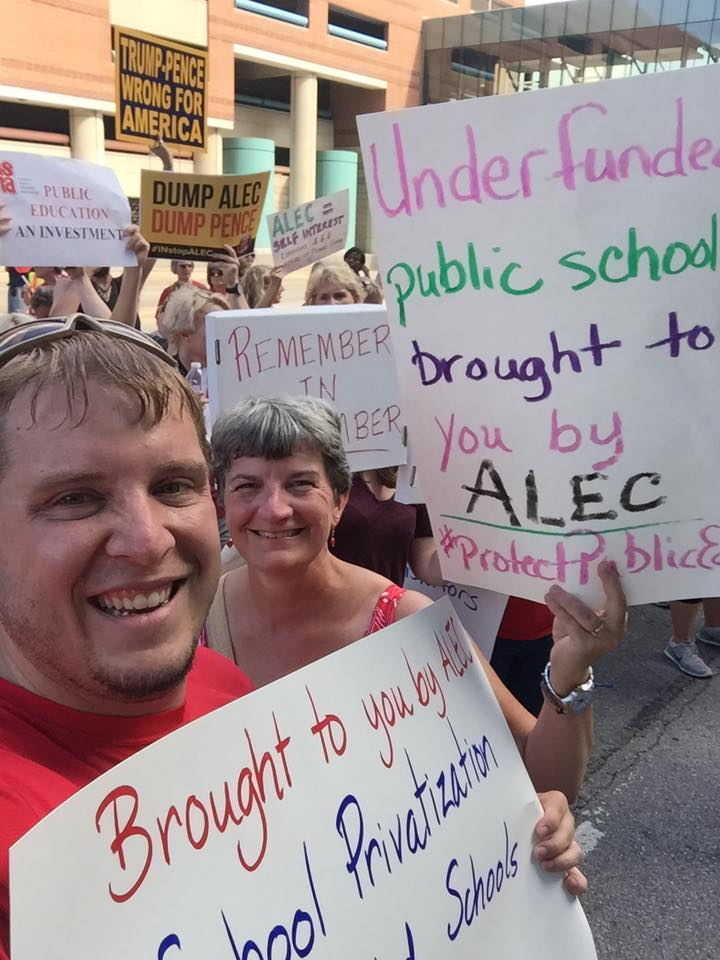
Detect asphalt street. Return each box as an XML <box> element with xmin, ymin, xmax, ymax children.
<box><xmin>576</xmin><ymin>604</ymin><xmax>720</xmax><ymax>960</ymax></box>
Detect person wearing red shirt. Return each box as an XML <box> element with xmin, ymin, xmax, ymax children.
<box><xmin>155</xmin><ymin>259</ymin><xmax>207</xmax><ymax>322</ymax></box>
<box><xmin>491</xmin><ymin>598</ymin><xmax>556</xmax><ymax>716</ymax></box>
<box><xmin>0</xmin><ymin>318</ymin><xmax>253</xmax><ymax>959</ymax></box>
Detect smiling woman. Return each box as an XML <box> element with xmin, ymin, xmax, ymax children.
<box><xmin>207</xmin><ymin>395</ymin><xmax>432</xmax><ymax>687</ymax></box>
<box><xmin>207</xmin><ymin>393</ymin><xmax>628</xmax><ymax>820</ymax></box>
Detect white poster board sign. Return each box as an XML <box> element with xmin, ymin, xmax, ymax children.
<box><xmin>206</xmin><ymin>305</ymin><xmax>406</xmax><ymax>470</ymax></box>
<box><xmin>395</xmin><ymin>429</ymin><xmax>424</xmax><ymax>504</ymax></box>
<box><xmin>268</xmin><ymin>189</ymin><xmax>349</xmax><ymax>273</ymax></box>
<box><xmin>0</xmin><ymin>152</ymin><xmax>134</xmax><ymax>267</ymax></box>
<box><xmin>358</xmin><ymin>65</ymin><xmax>720</xmax><ymax>607</ymax></box>
<box><xmin>10</xmin><ymin>599</ymin><xmax>595</xmax><ymax>959</ymax></box>
<box><xmin>403</xmin><ymin>566</ymin><xmax>507</xmax><ymax>661</ymax></box>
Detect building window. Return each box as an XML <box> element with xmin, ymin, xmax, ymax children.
<box><xmin>328</xmin><ymin>6</ymin><xmax>388</xmax><ymax>50</ymax></box>
<box><xmin>234</xmin><ymin>0</ymin><xmax>309</xmax><ymax>28</ymax></box>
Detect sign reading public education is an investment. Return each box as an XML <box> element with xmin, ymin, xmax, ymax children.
<box><xmin>113</xmin><ymin>26</ymin><xmax>208</xmax><ymax>150</ymax></box>
<box><xmin>10</xmin><ymin>600</ymin><xmax>596</xmax><ymax>959</ymax></box>
<box><xmin>358</xmin><ymin>64</ymin><xmax>720</xmax><ymax>607</ymax></box>
<box><xmin>141</xmin><ymin>170</ymin><xmax>270</xmax><ymax>259</ymax></box>
<box><xmin>205</xmin><ymin>305</ymin><xmax>406</xmax><ymax>471</ymax></box>
<box><xmin>0</xmin><ymin>152</ymin><xmax>134</xmax><ymax>267</ymax></box>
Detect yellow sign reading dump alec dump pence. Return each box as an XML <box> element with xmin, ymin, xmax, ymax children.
<box><xmin>140</xmin><ymin>170</ymin><xmax>270</xmax><ymax>259</ymax></box>
<box><xmin>113</xmin><ymin>27</ymin><xmax>208</xmax><ymax>150</ymax></box>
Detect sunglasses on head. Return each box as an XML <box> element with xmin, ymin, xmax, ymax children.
<box><xmin>0</xmin><ymin>315</ymin><xmax>177</xmax><ymax>369</ymax></box>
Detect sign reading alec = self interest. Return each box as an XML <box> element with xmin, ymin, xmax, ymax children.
<box><xmin>10</xmin><ymin>599</ymin><xmax>596</xmax><ymax>959</ymax></box>
<box><xmin>205</xmin><ymin>305</ymin><xmax>406</xmax><ymax>471</ymax></box>
<box><xmin>359</xmin><ymin>63</ymin><xmax>720</xmax><ymax>607</ymax></box>
<box><xmin>269</xmin><ymin>189</ymin><xmax>349</xmax><ymax>273</ymax></box>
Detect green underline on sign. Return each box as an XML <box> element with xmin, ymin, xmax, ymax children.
<box><xmin>438</xmin><ymin>515</ymin><xmax>702</xmax><ymax>539</ymax></box>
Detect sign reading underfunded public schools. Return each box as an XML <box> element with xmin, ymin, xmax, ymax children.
<box><xmin>11</xmin><ymin>599</ymin><xmax>596</xmax><ymax>959</ymax></box>
<box><xmin>358</xmin><ymin>64</ymin><xmax>720</xmax><ymax>607</ymax></box>
<box><xmin>113</xmin><ymin>26</ymin><xmax>208</xmax><ymax>150</ymax></box>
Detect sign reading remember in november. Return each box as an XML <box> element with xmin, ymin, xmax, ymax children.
<box><xmin>358</xmin><ymin>64</ymin><xmax>720</xmax><ymax>607</ymax></box>
<box><xmin>113</xmin><ymin>26</ymin><xmax>208</xmax><ymax>150</ymax></box>
<box><xmin>141</xmin><ymin>170</ymin><xmax>270</xmax><ymax>259</ymax></box>
<box><xmin>206</xmin><ymin>305</ymin><xmax>406</xmax><ymax>471</ymax></box>
<box><xmin>0</xmin><ymin>152</ymin><xmax>134</xmax><ymax>267</ymax></box>
<box><xmin>269</xmin><ymin>189</ymin><xmax>349</xmax><ymax>273</ymax></box>
<box><xmin>10</xmin><ymin>599</ymin><xmax>596</xmax><ymax>959</ymax></box>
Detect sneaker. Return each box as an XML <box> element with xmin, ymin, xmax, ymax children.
<box><xmin>697</xmin><ymin>626</ymin><xmax>720</xmax><ymax>648</ymax></box>
<box><xmin>664</xmin><ymin>641</ymin><xmax>714</xmax><ymax>678</ymax></box>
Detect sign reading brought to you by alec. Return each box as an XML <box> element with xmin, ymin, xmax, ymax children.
<box><xmin>358</xmin><ymin>64</ymin><xmax>720</xmax><ymax>607</ymax></box>
<box><xmin>0</xmin><ymin>152</ymin><xmax>134</xmax><ymax>267</ymax></box>
<box><xmin>141</xmin><ymin>170</ymin><xmax>270</xmax><ymax>259</ymax></box>
<box><xmin>113</xmin><ymin>26</ymin><xmax>208</xmax><ymax>150</ymax></box>
<box><xmin>206</xmin><ymin>305</ymin><xmax>406</xmax><ymax>471</ymax></box>
<box><xmin>10</xmin><ymin>600</ymin><xmax>596</xmax><ymax>959</ymax></box>
<box><xmin>269</xmin><ymin>189</ymin><xmax>349</xmax><ymax>273</ymax></box>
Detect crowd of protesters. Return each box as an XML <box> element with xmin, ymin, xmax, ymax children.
<box><xmin>0</xmin><ymin>142</ymin><xmax>716</xmax><ymax>958</ymax></box>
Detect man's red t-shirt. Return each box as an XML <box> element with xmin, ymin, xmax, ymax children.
<box><xmin>0</xmin><ymin>648</ymin><xmax>253</xmax><ymax>959</ymax></box>
<box><xmin>497</xmin><ymin>597</ymin><xmax>554</xmax><ymax>641</ymax></box>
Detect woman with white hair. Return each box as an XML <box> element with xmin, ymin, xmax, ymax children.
<box><xmin>162</xmin><ymin>287</ymin><xmax>228</xmax><ymax>376</ymax></box>
<box><xmin>303</xmin><ymin>263</ymin><xmax>364</xmax><ymax>306</ymax></box>
<box><xmin>242</xmin><ymin>263</ymin><xmax>285</xmax><ymax>309</ymax></box>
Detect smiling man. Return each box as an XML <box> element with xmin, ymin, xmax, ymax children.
<box><xmin>0</xmin><ymin>317</ymin><xmax>253</xmax><ymax>959</ymax></box>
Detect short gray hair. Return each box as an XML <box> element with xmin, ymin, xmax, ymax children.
<box><xmin>303</xmin><ymin>264</ymin><xmax>363</xmax><ymax>305</ymax></box>
<box><xmin>211</xmin><ymin>394</ymin><xmax>352</xmax><ymax>501</ymax></box>
<box><xmin>163</xmin><ymin>287</ymin><xmax>229</xmax><ymax>355</ymax></box>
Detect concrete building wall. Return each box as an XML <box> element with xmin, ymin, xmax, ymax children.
<box><xmin>0</xmin><ymin>0</ymin><xmax>523</xmax><ymax>257</ymax></box>
<box><xmin>231</xmin><ymin>104</ymin><xmax>334</xmax><ymax>150</ymax></box>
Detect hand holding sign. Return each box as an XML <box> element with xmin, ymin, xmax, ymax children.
<box><xmin>0</xmin><ymin>203</ymin><xmax>10</xmax><ymax>237</ymax></box>
<box><xmin>210</xmin><ymin>243</ymin><xmax>241</xmax><ymax>288</ymax></box>
<box><xmin>545</xmin><ymin>559</ymin><xmax>627</xmax><ymax>695</ymax></box>
<box><xmin>122</xmin><ymin>224</ymin><xmax>150</xmax><ymax>266</ymax></box>
<box><xmin>534</xmin><ymin>792</ymin><xmax>586</xmax><ymax>894</ymax></box>
<box><xmin>148</xmin><ymin>138</ymin><xmax>173</xmax><ymax>172</ymax></box>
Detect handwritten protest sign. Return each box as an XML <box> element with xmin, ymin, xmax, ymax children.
<box><xmin>113</xmin><ymin>27</ymin><xmax>208</xmax><ymax>150</ymax></box>
<box><xmin>141</xmin><ymin>170</ymin><xmax>270</xmax><ymax>259</ymax></box>
<box><xmin>269</xmin><ymin>189</ymin><xmax>349</xmax><ymax>273</ymax></box>
<box><xmin>358</xmin><ymin>65</ymin><xmax>720</xmax><ymax>606</ymax></box>
<box><xmin>0</xmin><ymin>153</ymin><xmax>134</xmax><ymax>267</ymax></box>
<box><xmin>10</xmin><ymin>599</ymin><xmax>596</xmax><ymax>959</ymax></box>
<box><xmin>205</xmin><ymin>305</ymin><xmax>406</xmax><ymax>470</ymax></box>
<box><xmin>404</xmin><ymin>567</ymin><xmax>506</xmax><ymax>660</ymax></box>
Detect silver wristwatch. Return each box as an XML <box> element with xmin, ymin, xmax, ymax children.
<box><xmin>540</xmin><ymin>662</ymin><xmax>595</xmax><ymax>715</ymax></box>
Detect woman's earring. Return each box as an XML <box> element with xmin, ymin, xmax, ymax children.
<box><xmin>329</xmin><ymin>526</ymin><xmax>336</xmax><ymax>549</ymax></box>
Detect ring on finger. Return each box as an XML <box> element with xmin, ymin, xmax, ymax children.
<box><xmin>590</xmin><ymin>621</ymin><xmax>604</xmax><ymax>637</ymax></box>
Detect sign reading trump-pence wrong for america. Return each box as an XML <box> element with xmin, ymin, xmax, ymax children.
<box><xmin>113</xmin><ymin>27</ymin><xmax>208</xmax><ymax>150</ymax></box>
